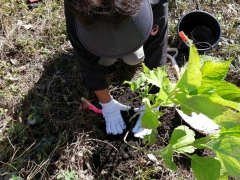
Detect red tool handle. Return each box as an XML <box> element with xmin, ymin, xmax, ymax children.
<box><xmin>29</xmin><ymin>0</ymin><xmax>40</xmax><ymax>3</ymax></box>
<box><xmin>179</xmin><ymin>31</ymin><xmax>188</xmax><ymax>42</ymax></box>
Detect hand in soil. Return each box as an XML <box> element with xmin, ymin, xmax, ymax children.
<box><xmin>100</xmin><ymin>98</ymin><xmax>131</xmax><ymax>135</ymax></box>
<box><xmin>132</xmin><ymin>105</ymin><xmax>159</xmax><ymax>138</ymax></box>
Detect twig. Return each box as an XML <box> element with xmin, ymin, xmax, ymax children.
<box><xmin>85</xmin><ymin>138</ymin><xmax>119</xmax><ymax>152</ymax></box>
<box><xmin>123</xmin><ymin>130</ymin><xmax>151</xmax><ymax>154</ymax></box>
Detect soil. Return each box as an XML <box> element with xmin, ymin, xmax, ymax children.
<box><xmin>87</xmin><ymin>86</ymin><xmax>206</xmax><ymax>179</ymax></box>
<box><xmin>1</xmin><ymin>1</ymin><xmax>240</xmax><ymax>179</ymax></box>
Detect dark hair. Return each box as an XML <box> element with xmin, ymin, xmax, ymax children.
<box><xmin>66</xmin><ymin>0</ymin><xmax>143</xmax><ymax>25</ymax></box>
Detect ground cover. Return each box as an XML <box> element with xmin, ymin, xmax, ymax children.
<box><xmin>0</xmin><ymin>0</ymin><xmax>240</xmax><ymax>179</ymax></box>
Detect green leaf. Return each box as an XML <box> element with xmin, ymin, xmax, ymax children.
<box><xmin>162</xmin><ymin>76</ymin><xmax>176</xmax><ymax>94</ymax></box>
<box><xmin>158</xmin><ymin>145</ymin><xmax>178</xmax><ymax>171</ymax></box>
<box><xmin>123</xmin><ymin>73</ymin><xmax>147</xmax><ymax>92</ymax></box>
<box><xmin>214</xmin><ymin>110</ymin><xmax>240</xmax><ymax>129</ymax></box>
<box><xmin>217</xmin><ymin>153</ymin><xmax>240</xmax><ymax>178</ymax></box>
<box><xmin>146</xmin><ymin>94</ymin><xmax>156</xmax><ymax>103</ymax></box>
<box><xmin>213</xmin><ymin>80</ymin><xmax>240</xmax><ymax>102</ymax></box>
<box><xmin>137</xmin><ymin>73</ymin><xmax>147</xmax><ymax>85</ymax></box>
<box><xmin>174</xmin><ymin>93</ymin><xmax>240</xmax><ymax>128</ymax></box>
<box><xmin>143</xmin><ymin>63</ymin><xmax>150</xmax><ymax>74</ymax></box>
<box><xmin>154</xmin><ymin>77</ymin><xmax>175</xmax><ymax>106</ymax></box>
<box><xmin>207</xmin><ymin>134</ymin><xmax>240</xmax><ymax>178</ymax></box>
<box><xmin>155</xmin><ymin>88</ymin><xmax>174</xmax><ymax>107</ymax></box>
<box><xmin>201</xmin><ymin>60</ymin><xmax>232</xmax><ymax>81</ymax></box>
<box><xmin>208</xmin><ymin>93</ymin><xmax>240</xmax><ymax>111</ymax></box>
<box><xmin>169</xmin><ymin>125</ymin><xmax>196</xmax><ymax>153</ymax></box>
<box><xmin>198</xmin><ymin>79</ymin><xmax>240</xmax><ymax>103</ymax></box>
<box><xmin>176</xmin><ymin>45</ymin><xmax>202</xmax><ymax>93</ymax></box>
<box><xmin>130</xmin><ymin>82</ymin><xmax>139</xmax><ymax>92</ymax></box>
<box><xmin>218</xmin><ymin>164</ymin><xmax>228</xmax><ymax>180</ymax></box>
<box><xmin>192</xmin><ymin>136</ymin><xmax>211</xmax><ymax>149</ymax></box>
<box><xmin>191</xmin><ymin>154</ymin><xmax>221</xmax><ymax>180</ymax></box>
<box><xmin>141</xmin><ymin>103</ymin><xmax>161</xmax><ymax>129</ymax></box>
<box><xmin>196</xmin><ymin>82</ymin><xmax>216</xmax><ymax>95</ymax></box>
<box><xmin>57</xmin><ymin>174</ymin><xmax>64</xmax><ymax>179</ymax></box>
<box><xmin>143</xmin><ymin>66</ymin><xmax>167</xmax><ymax>88</ymax></box>
<box><xmin>143</xmin><ymin>129</ymin><xmax>157</xmax><ymax>145</ymax></box>
<box><xmin>218</xmin><ymin>173</ymin><xmax>228</xmax><ymax>180</ymax></box>
<box><xmin>174</xmin><ymin>93</ymin><xmax>226</xmax><ymax>117</ymax></box>
<box><xmin>220</xmin><ymin>125</ymin><xmax>240</xmax><ymax>135</ymax></box>
<box><xmin>27</xmin><ymin>113</ymin><xmax>34</xmax><ymax>120</ymax></box>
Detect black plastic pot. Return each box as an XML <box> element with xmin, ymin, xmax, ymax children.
<box><xmin>177</xmin><ymin>11</ymin><xmax>222</xmax><ymax>52</ymax></box>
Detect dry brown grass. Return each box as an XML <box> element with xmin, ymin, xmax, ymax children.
<box><xmin>0</xmin><ymin>0</ymin><xmax>240</xmax><ymax>179</ymax></box>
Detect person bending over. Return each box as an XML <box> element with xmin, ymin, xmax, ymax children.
<box><xmin>64</xmin><ymin>0</ymin><xmax>168</xmax><ymax>138</ymax></box>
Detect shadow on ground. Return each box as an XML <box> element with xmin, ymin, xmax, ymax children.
<box><xmin>0</xmin><ymin>52</ymin><xmax>146</xmax><ymax>179</ymax></box>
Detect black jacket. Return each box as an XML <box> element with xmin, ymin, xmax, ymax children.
<box><xmin>64</xmin><ymin>0</ymin><xmax>168</xmax><ymax>91</ymax></box>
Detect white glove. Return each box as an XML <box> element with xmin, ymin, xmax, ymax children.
<box><xmin>100</xmin><ymin>98</ymin><xmax>131</xmax><ymax>135</ymax></box>
<box><xmin>132</xmin><ymin>105</ymin><xmax>159</xmax><ymax>138</ymax></box>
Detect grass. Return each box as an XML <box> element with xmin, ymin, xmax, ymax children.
<box><xmin>0</xmin><ymin>0</ymin><xmax>240</xmax><ymax>179</ymax></box>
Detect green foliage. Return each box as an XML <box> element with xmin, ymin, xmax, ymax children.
<box><xmin>57</xmin><ymin>170</ymin><xmax>79</xmax><ymax>180</ymax></box>
<box><xmin>1</xmin><ymin>0</ymin><xmax>239</xmax><ymax>179</ymax></box>
<box><xmin>168</xmin><ymin>125</ymin><xmax>195</xmax><ymax>153</ymax></box>
<box><xmin>27</xmin><ymin>106</ymin><xmax>44</xmax><ymax>125</ymax></box>
<box><xmin>134</xmin><ymin>166</ymin><xmax>159</xmax><ymax>180</ymax></box>
<box><xmin>158</xmin><ymin>144</ymin><xmax>177</xmax><ymax>171</ymax></box>
<box><xmin>191</xmin><ymin>155</ymin><xmax>221</xmax><ymax>180</ymax></box>
<box><xmin>141</xmin><ymin>102</ymin><xmax>162</xmax><ymax>129</ymax></box>
<box><xmin>125</xmin><ymin>42</ymin><xmax>240</xmax><ymax>179</ymax></box>
<box><xmin>9</xmin><ymin>174</ymin><xmax>24</xmax><ymax>180</ymax></box>
<box><xmin>207</xmin><ymin>126</ymin><xmax>240</xmax><ymax>178</ymax></box>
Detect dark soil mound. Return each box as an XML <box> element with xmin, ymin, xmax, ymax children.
<box><xmin>88</xmin><ymin>87</ymin><xmax>206</xmax><ymax>179</ymax></box>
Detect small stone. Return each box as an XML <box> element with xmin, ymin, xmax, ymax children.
<box><xmin>122</xmin><ymin>153</ymin><xmax>129</xmax><ymax>160</ymax></box>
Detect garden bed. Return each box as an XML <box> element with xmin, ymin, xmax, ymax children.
<box><xmin>0</xmin><ymin>0</ymin><xmax>240</xmax><ymax>179</ymax></box>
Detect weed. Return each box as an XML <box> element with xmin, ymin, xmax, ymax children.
<box><xmin>57</xmin><ymin>170</ymin><xmax>78</xmax><ymax>180</ymax></box>
<box><xmin>0</xmin><ymin>0</ymin><xmax>239</xmax><ymax>179</ymax></box>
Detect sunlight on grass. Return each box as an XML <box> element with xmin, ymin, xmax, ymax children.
<box><xmin>0</xmin><ymin>0</ymin><xmax>239</xmax><ymax>179</ymax></box>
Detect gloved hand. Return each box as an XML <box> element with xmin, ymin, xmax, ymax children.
<box><xmin>132</xmin><ymin>105</ymin><xmax>159</xmax><ymax>138</ymax></box>
<box><xmin>99</xmin><ymin>98</ymin><xmax>131</xmax><ymax>135</ymax></box>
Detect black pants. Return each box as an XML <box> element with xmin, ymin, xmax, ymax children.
<box><xmin>144</xmin><ymin>0</ymin><xmax>168</xmax><ymax>69</ymax></box>
<box><xmin>64</xmin><ymin>0</ymin><xmax>168</xmax><ymax>90</ymax></box>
